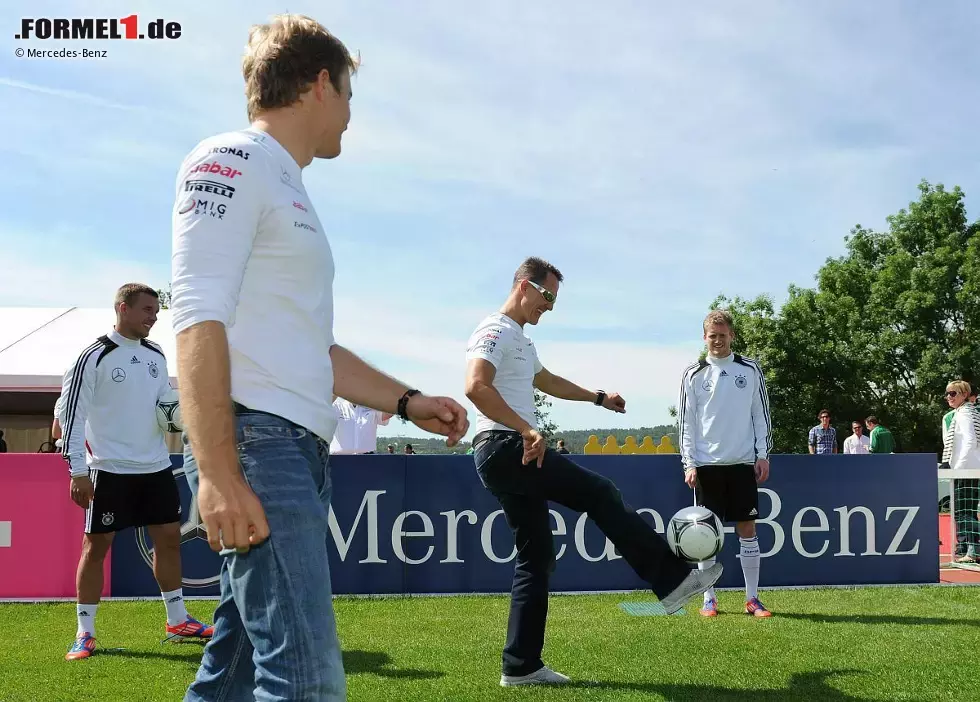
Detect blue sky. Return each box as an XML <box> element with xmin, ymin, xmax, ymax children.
<box><xmin>2</xmin><ymin>1</ymin><xmax>979</xmax><ymax>439</ymax></box>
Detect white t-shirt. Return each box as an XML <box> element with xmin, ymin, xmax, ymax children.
<box><xmin>465</xmin><ymin>313</ymin><xmax>542</xmax><ymax>434</ymax></box>
<box><xmin>170</xmin><ymin>128</ymin><xmax>339</xmax><ymax>442</ymax></box>
<box><xmin>329</xmin><ymin>399</ymin><xmax>391</xmax><ymax>454</ymax></box>
<box><xmin>842</xmin><ymin>434</ymin><xmax>871</xmax><ymax>455</ymax></box>
<box><xmin>57</xmin><ymin>330</ymin><xmax>173</xmax><ymax>476</ymax></box>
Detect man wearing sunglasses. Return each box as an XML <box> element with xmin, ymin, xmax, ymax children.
<box><xmin>464</xmin><ymin>256</ymin><xmax>722</xmax><ymax>688</ymax></box>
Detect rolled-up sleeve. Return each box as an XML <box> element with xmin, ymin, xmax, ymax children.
<box><xmin>170</xmin><ymin>149</ymin><xmax>263</xmax><ymax>334</ymax></box>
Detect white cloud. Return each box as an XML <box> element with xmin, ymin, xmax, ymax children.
<box><xmin>335</xmin><ymin>292</ymin><xmax>700</xmax><ymax>440</ymax></box>
<box><xmin>0</xmin><ymin>225</ymin><xmax>168</xmax><ymax>307</ymax></box>
<box><xmin>3</xmin><ymin>0</ymin><xmax>979</xmax><ymax>439</ymax></box>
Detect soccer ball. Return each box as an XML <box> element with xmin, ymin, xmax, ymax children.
<box><xmin>667</xmin><ymin>506</ymin><xmax>724</xmax><ymax>562</ymax></box>
<box><xmin>156</xmin><ymin>388</ymin><xmax>183</xmax><ymax>433</ymax></box>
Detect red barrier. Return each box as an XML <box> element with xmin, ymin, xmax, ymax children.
<box><xmin>0</xmin><ymin>455</ymin><xmax>111</xmax><ymax>598</ymax></box>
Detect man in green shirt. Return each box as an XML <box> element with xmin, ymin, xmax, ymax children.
<box><xmin>866</xmin><ymin>415</ymin><xmax>895</xmax><ymax>454</ymax></box>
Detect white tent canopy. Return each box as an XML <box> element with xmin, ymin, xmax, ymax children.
<box><xmin>0</xmin><ymin>307</ymin><xmax>178</xmax><ymax>391</ymax></box>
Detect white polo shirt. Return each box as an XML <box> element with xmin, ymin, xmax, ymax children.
<box><xmin>842</xmin><ymin>434</ymin><xmax>871</xmax><ymax>455</ymax></box>
<box><xmin>329</xmin><ymin>399</ymin><xmax>391</xmax><ymax>454</ymax></box>
<box><xmin>465</xmin><ymin>313</ymin><xmax>543</xmax><ymax>435</ymax></box>
<box><xmin>170</xmin><ymin>128</ymin><xmax>339</xmax><ymax>442</ymax></box>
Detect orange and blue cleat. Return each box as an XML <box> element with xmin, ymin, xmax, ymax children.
<box><xmin>165</xmin><ymin>616</ymin><xmax>214</xmax><ymax>642</ymax></box>
<box><xmin>745</xmin><ymin>597</ymin><xmax>772</xmax><ymax>617</ymax></box>
<box><xmin>699</xmin><ymin>598</ymin><xmax>718</xmax><ymax>617</ymax></box>
<box><xmin>65</xmin><ymin>633</ymin><xmax>96</xmax><ymax>661</ymax></box>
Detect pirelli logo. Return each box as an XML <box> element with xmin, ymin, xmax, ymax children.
<box><xmin>184</xmin><ymin>179</ymin><xmax>234</xmax><ymax>199</ymax></box>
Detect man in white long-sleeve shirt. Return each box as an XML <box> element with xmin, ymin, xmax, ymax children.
<box><xmin>170</xmin><ymin>14</ymin><xmax>469</xmax><ymax>701</ymax></box>
<box><xmin>57</xmin><ymin>283</ymin><xmax>213</xmax><ymax>661</ymax></box>
<box><xmin>941</xmin><ymin>380</ymin><xmax>980</xmax><ymax>563</ymax></box>
<box><xmin>678</xmin><ymin>309</ymin><xmax>773</xmax><ymax>618</ymax></box>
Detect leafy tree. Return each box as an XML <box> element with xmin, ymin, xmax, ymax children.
<box><xmin>534</xmin><ymin>389</ymin><xmax>559</xmax><ymax>444</ymax></box>
<box><xmin>713</xmin><ymin>180</ymin><xmax>980</xmax><ymax>454</ymax></box>
<box><xmin>157</xmin><ymin>284</ymin><xmax>172</xmax><ymax>310</ymax></box>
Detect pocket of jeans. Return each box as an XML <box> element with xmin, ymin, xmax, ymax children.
<box><xmin>238</xmin><ymin>421</ymin><xmax>308</xmax><ymax>448</ymax></box>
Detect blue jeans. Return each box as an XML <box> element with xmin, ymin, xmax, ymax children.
<box><xmin>473</xmin><ymin>431</ymin><xmax>690</xmax><ymax>676</ymax></box>
<box><xmin>182</xmin><ymin>405</ymin><xmax>345</xmax><ymax>702</ymax></box>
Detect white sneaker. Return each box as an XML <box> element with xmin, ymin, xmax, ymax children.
<box><xmin>500</xmin><ymin>665</ymin><xmax>571</xmax><ymax>687</ymax></box>
<box><xmin>659</xmin><ymin>563</ymin><xmax>724</xmax><ymax>614</ymax></box>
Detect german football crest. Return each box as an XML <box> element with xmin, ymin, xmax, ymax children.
<box><xmin>148</xmin><ymin>361</ymin><xmax>159</xmax><ymax>379</ymax></box>
<box><xmin>735</xmin><ymin>374</ymin><xmax>747</xmax><ymax>389</ymax></box>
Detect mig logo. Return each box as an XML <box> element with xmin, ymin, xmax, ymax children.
<box><xmin>15</xmin><ymin>16</ymin><xmax>182</xmax><ymax>40</ymax></box>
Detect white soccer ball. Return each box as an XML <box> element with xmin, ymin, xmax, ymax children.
<box><xmin>156</xmin><ymin>388</ymin><xmax>183</xmax><ymax>434</ymax></box>
<box><xmin>667</xmin><ymin>506</ymin><xmax>724</xmax><ymax>562</ymax></box>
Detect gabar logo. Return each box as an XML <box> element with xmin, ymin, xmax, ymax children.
<box><xmin>190</xmin><ymin>162</ymin><xmax>242</xmax><ymax>180</ymax></box>
<box><xmin>15</xmin><ymin>16</ymin><xmax>182</xmax><ymax>41</ymax></box>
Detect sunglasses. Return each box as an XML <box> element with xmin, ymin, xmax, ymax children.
<box><xmin>526</xmin><ymin>280</ymin><xmax>556</xmax><ymax>304</ymax></box>
<box><xmin>945</xmin><ymin>391</ymin><xmax>959</xmax><ymax>398</ymax></box>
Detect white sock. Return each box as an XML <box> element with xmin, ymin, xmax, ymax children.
<box><xmin>77</xmin><ymin>603</ymin><xmax>98</xmax><ymax>637</ymax></box>
<box><xmin>698</xmin><ymin>558</ymin><xmax>717</xmax><ymax>603</ymax></box>
<box><xmin>740</xmin><ymin>536</ymin><xmax>761</xmax><ymax>600</ymax></box>
<box><xmin>162</xmin><ymin>589</ymin><xmax>188</xmax><ymax>626</ymax></box>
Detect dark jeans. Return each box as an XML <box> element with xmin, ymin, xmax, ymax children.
<box><xmin>953</xmin><ymin>479</ymin><xmax>980</xmax><ymax>556</ymax></box>
<box><xmin>473</xmin><ymin>431</ymin><xmax>690</xmax><ymax>676</ymax></box>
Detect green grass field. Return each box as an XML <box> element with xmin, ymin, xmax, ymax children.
<box><xmin>2</xmin><ymin>586</ymin><xmax>976</xmax><ymax>701</ymax></box>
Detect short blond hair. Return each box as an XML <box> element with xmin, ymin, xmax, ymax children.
<box><xmin>243</xmin><ymin>14</ymin><xmax>358</xmax><ymax>121</ymax></box>
<box><xmin>947</xmin><ymin>380</ymin><xmax>972</xmax><ymax>397</ymax></box>
<box><xmin>703</xmin><ymin>309</ymin><xmax>735</xmax><ymax>334</ymax></box>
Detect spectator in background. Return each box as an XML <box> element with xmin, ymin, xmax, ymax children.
<box><xmin>404</xmin><ymin>443</ymin><xmax>416</xmax><ymax>455</ymax></box>
<box><xmin>842</xmin><ymin>420</ymin><xmax>871</xmax><ymax>455</ymax></box>
<box><xmin>329</xmin><ymin>398</ymin><xmax>393</xmax><ymax>455</ymax></box>
<box><xmin>866</xmin><ymin>415</ymin><xmax>895</xmax><ymax>454</ymax></box>
<box><xmin>386</xmin><ymin>444</ymin><xmax>395</xmax><ymax>454</ymax></box>
<box><xmin>808</xmin><ymin>410</ymin><xmax>837</xmax><ymax>455</ymax></box>
<box><xmin>941</xmin><ymin>380</ymin><xmax>980</xmax><ymax>564</ymax></box>
<box><xmin>0</xmin><ymin>430</ymin><xmax>7</xmax><ymax>453</ymax></box>
<box><xmin>556</xmin><ymin>439</ymin><xmax>570</xmax><ymax>454</ymax></box>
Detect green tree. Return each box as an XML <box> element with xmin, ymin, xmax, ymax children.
<box><xmin>534</xmin><ymin>389</ymin><xmax>559</xmax><ymax>444</ymax></box>
<box><xmin>712</xmin><ymin>180</ymin><xmax>980</xmax><ymax>454</ymax></box>
<box><xmin>157</xmin><ymin>284</ymin><xmax>172</xmax><ymax>310</ymax></box>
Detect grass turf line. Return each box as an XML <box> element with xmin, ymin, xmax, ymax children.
<box><xmin>0</xmin><ymin>586</ymin><xmax>976</xmax><ymax>701</ymax></box>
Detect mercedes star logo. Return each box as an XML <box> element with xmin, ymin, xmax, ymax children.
<box><xmin>135</xmin><ymin>465</ymin><xmax>220</xmax><ymax>588</ymax></box>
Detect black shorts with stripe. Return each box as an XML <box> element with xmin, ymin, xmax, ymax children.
<box><xmin>693</xmin><ymin>463</ymin><xmax>759</xmax><ymax>523</ymax></box>
<box><xmin>85</xmin><ymin>467</ymin><xmax>180</xmax><ymax>534</ymax></box>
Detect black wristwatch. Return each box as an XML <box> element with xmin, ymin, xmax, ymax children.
<box><xmin>397</xmin><ymin>389</ymin><xmax>420</xmax><ymax>421</ymax></box>
<box><xmin>594</xmin><ymin>390</ymin><xmax>606</xmax><ymax>406</ymax></box>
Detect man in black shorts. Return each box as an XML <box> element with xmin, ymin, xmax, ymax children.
<box><xmin>678</xmin><ymin>309</ymin><xmax>773</xmax><ymax>617</ymax></box>
<box><xmin>57</xmin><ymin>283</ymin><xmax>213</xmax><ymax>660</ymax></box>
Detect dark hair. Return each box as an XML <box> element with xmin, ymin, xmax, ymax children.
<box><xmin>818</xmin><ymin>409</ymin><xmax>830</xmax><ymax>418</ymax></box>
<box><xmin>114</xmin><ymin>283</ymin><xmax>158</xmax><ymax>310</ymax></box>
<box><xmin>866</xmin><ymin>415</ymin><xmax>879</xmax><ymax>425</ymax></box>
<box><xmin>513</xmin><ymin>257</ymin><xmax>564</xmax><ymax>288</ymax></box>
<box><xmin>243</xmin><ymin>14</ymin><xmax>358</xmax><ymax>121</ymax></box>
<box><xmin>851</xmin><ymin>420</ymin><xmax>863</xmax><ymax>426</ymax></box>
